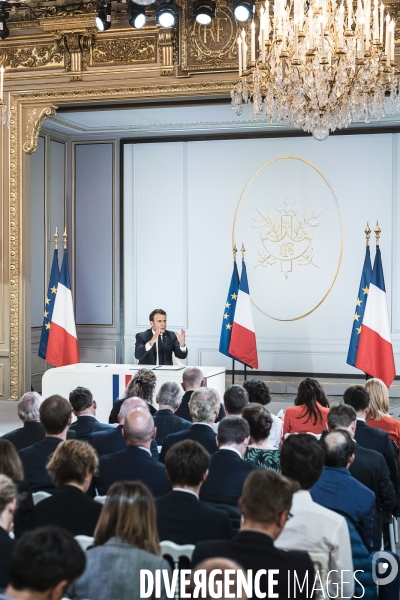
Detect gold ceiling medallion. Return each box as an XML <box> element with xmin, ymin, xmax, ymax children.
<box><xmin>253</xmin><ymin>199</ymin><xmax>322</xmax><ymax>278</ymax></box>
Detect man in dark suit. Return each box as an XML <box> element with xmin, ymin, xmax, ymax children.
<box><xmin>69</xmin><ymin>386</ymin><xmax>113</xmax><ymax>441</ymax></box>
<box><xmin>344</xmin><ymin>385</ymin><xmax>399</xmax><ymax>486</ymax></box>
<box><xmin>160</xmin><ymin>388</ymin><xmax>220</xmax><ymax>462</ymax></box>
<box><xmin>2</xmin><ymin>392</ymin><xmax>45</xmax><ymax>451</ymax></box>
<box><xmin>90</xmin><ymin>397</ymin><xmax>159</xmax><ymax>458</ymax></box>
<box><xmin>175</xmin><ymin>367</ymin><xmax>226</xmax><ymax>423</ymax></box>
<box><xmin>153</xmin><ymin>381</ymin><xmax>191</xmax><ymax>446</ymax></box>
<box><xmin>19</xmin><ymin>395</ymin><xmax>72</xmax><ymax>493</ymax></box>
<box><xmin>96</xmin><ymin>407</ymin><xmax>171</xmax><ymax>497</ymax></box>
<box><xmin>311</xmin><ymin>430</ymin><xmax>376</xmax><ymax>552</ymax></box>
<box><xmin>192</xmin><ymin>470</ymin><xmax>315</xmax><ymax>599</ymax></box>
<box><xmin>134</xmin><ymin>308</ymin><xmax>187</xmax><ymax>365</ymax></box>
<box><xmin>199</xmin><ymin>417</ymin><xmax>257</xmax><ymax>527</ymax></box>
<box><xmin>327</xmin><ymin>403</ymin><xmax>398</xmax><ymax>549</ymax></box>
<box><xmin>156</xmin><ymin>439</ymin><xmax>232</xmax><ymax>544</ymax></box>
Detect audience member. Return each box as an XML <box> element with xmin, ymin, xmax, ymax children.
<box><xmin>0</xmin><ymin>475</ymin><xmax>16</xmax><ymax>592</ymax></box>
<box><xmin>327</xmin><ymin>403</ymin><xmax>397</xmax><ymax>549</ymax></box>
<box><xmin>188</xmin><ymin>559</ymin><xmax>248</xmax><ymax>600</ymax></box>
<box><xmin>1</xmin><ymin>393</ymin><xmax>44</xmax><ymax>451</ymax></box>
<box><xmin>156</xmin><ymin>440</ymin><xmax>232</xmax><ymax>544</ymax></box>
<box><xmin>283</xmin><ymin>378</ymin><xmax>330</xmax><ymax>437</ymax></box>
<box><xmin>32</xmin><ymin>440</ymin><xmax>102</xmax><ymax>536</ymax></box>
<box><xmin>366</xmin><ymin>378</ymin><xmax>400</xmax><ymax>447</ymax></box>
<box><xmin>223</xmin><ymin>385</ymin><xmax>249</xmax><ymax>416</ymax></box>
<box><xmin>0</xmin><ymin>441</ymin><xmax>33</xmax><ymax>538</ymax></box>
<box><xmin>242</xmin><ymin>404</ymin><xmax>280</xmax><ymax>472</ymax></box>
<box><xmin>153</xmin><ymin>382</ymin><xmax>191</xmax><ymax>445</ymax></box>
<box><xmin>311</xmin><ymin>430</ymin><xmax>376</xmax><ymax>552</ymax></box>
<box><xmin>160</xmin><ymin>388</ymin><xmax>220</xmax><ymax>461</ymax></box>
<box><xmin>109</xmin><ymin>369</ymin><xmax>157</xmax><ymax>423</ymax></box>
<box><xmin>176</xmin><ymin>367</ymin><xmax>225</xmax><ymax>423</ymax></box>
<box><xmin>96</xmin><ymin>407</ymin><xmax>171</xmax><ymax>496</ymax></box>
<box><xmin>18</xmin><ymin>395</ymin><xmax>71</xmax><ymax>493</ymax></box>
<box><xmin>68</xmin><ymin>387</ymin><xmax>112</xmax><ymax>441</ymax></box>
<box><xmin>193</xmin><ymin>470</ymin><xmax>315</xmax><ymax>599</ymax></box>
<box><xmin>242</xmin><ymin>379</ymin><xmax>282</xmax><ymax>448</ymax></box>
<box><xmin>199</xmin><ymin>417</ymin><xmax>257</xmax><ymax>527</ymax></box>
<box><xmin>276</xmin><ymin>434</ymin><xmax>354</xmax><ymax>598</ymax></box>
<box><xmin>67</xmin><ymin>481</ymin><xmax>171</xmax><ymax>600</ymax></box>
<box><xmin>344</xmin><ymin>385</ymin><xmax>399</xmax><ymax>485</ymax></box>
<box><xmin>1</xmin><ymin>526</ymin><xmax>85</xmax><ymax>600</ymax></box>
<box><xmin>91</xmin><ymin>397</ymin><xmax>158</xmax><ymax>458</ymax></box>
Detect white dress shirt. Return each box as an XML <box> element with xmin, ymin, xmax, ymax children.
<box><xmin>275</xmin><ymin>490</ymin><xmax>354</xmax><ymax>599</ymax></box>
<box><xmin>269</xmin><ymin>413</ymin><xmax>283</xmax><ymax>448</ymax></box>
<box><xmin>144</xmin><ymin>330</ymin><xmax>186</xmax><ymax>366</ymax></box>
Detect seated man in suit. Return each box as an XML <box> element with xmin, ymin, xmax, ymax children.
<box><xmin>153</xmin><ymin>382</ymin><xmax>191</xmax><ymax>446</ymax></box>
<box><xmin>19</xmin><ymin>395</ymin><xmax>72</xmax><ymax>493</ymax></box>
<box><xmin>96</xmin><ymin>407</ymin><xmax>171</xmax><ymax>497</ymax></box>
<box><xmin>192</xmin><ymin>470</ymin><xmax>315</xmax><ymax>599</ymax></box>
<box><xmin>224</xmin><ymin>385</ymin><xmax>249</xmax><ymax>416</ymax></box>
<box><xmin>2</xmin><ymin>392</ymin><xmax>45</xmax><ymax>450</ymax></box>
<box><xmin>344</xmin><ymin>385</ymin><xmax>399</xmax><ymax>487</ymax></box>
<box><xmin>276</xmin><ymin>433</ymin><xmax>354</xmax><ymax>599</ymax></box>
<box><xmin>311</xmin><ymin>429</ymin><xmax>376</xmax><ymax>552</ymax></box>
<box><xmin>176</xmin><ymin>367</ymin><xmax>226</xmax><ymax>424</ymax></box>
<box><xmin>69</xmin><ymin>386</ymin><xmax>112</xmax><ymax>441</ymax></box>
<box><xmin>160</xmin><ymin>388</ymin><xmax>220</xmax><ymax>461</ymax></box>
<box><xmin>199</xmin><ymin>417</ymin><xmax>258</xmax><ymax>527</ymax></box>
<box><xmin>134</xmin><ymin>308</ymin><xmax>187</xmax><ymax>365</ymax></box>
<box><xmin>90</xmin><ymin>397</ymin><xmax>159</xmax><ymax>458</ymax></box>
<box><xmin>327</xmin><ymin>403</ymin><xmax>397</xmax><ymax>549</ymax></box>
<box><xmin>156</xmin><ymin>439</ymin><xmax>232</xmax><ymax>544</ymax></box>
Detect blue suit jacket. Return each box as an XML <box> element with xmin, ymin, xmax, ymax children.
<box><xmin>153</xmin><ymin>409</ymin><xmax>191</xmax><ymax>446</ymax></box>
<box><xmin>134</xmin><ymin>328</ymin><xmax>187</xmax><ymax>365</ymax></box>
<box><xmin>311</xmin><ymin>466</ymin><xmax>376</xmax><ymax>552</ymax></box>
<box><xmin>90</xmin><ymin>425</ymin><xmax>159</xmax><ymax>459</ymax></box>
<box><xmin>69</xmin><ymin>415</ymin><xmax>113</xmax><ymax>441</ymax></box>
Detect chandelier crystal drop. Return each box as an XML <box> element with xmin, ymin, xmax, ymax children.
<box><xmin>230</xmin><ymin>0</ymin><xmax>400</xmax><ymax>139</ymax></box>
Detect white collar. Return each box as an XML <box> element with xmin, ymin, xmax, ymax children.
<box><xmin>173</xmin><ymin>488</ymin><xmax>199</xmax><ymax>499</ymax></box>
<box><xmin>219</xmin><ymin>446</ymin><xmax>242</xmax><ymax>458</ymax></box>
<box><xmin>356</xmin><ymin>416</ymin><xmax>366</xmax><ymax>422</ymax></box>
<box><xmin>138</xmin><ymin>446</ymin><xmax>152</xmax><ymax>456</ymax></box>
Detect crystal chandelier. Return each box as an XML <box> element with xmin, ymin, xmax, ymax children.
<box><xmin>230</xmin><ymin>0</ymin><xmax>400</xmax><ymax>139</ymax></box>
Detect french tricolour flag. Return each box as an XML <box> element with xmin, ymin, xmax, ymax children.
<box><xmin>46</xmin><ymin>249</ymin><xmax>80</xmax><ymax>367</ymax></box>
<box><xmin>355</xmin><ymin>246</ymin><xmax>396</xmax><ymax>387</ymax></box>
<box><xmin>228</xmin><ymin>260</ymin><xmax>258</xmax><ymax>369</ymax></box>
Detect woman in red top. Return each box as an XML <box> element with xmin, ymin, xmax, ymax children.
<box><xmin>283</xmin><ymin>378</ymin><xmax>330</xmax><ymax>438</ymax></box>
<box><xmin>366</xmin><ymin>378</ymin><xmax>400</xmax><ymax>448</ymax></box>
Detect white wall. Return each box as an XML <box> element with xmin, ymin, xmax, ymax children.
<box><xmin>124</xmin><ymin>134</ymin><xmax>400</xmax><ymax>376</ymax></box>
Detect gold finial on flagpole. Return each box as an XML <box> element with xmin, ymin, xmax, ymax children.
<box><xmin>54</xmin><ymin>227</ymin><xmax>59</xmax><ymax>250</ymax></box>
<box><xmin>241</xmin><ymin>243</ymin><xmax>245</xmax><ymax>259</ymax></box>
<box><xmin>375</xmin><ymin>221</ymin><xmax>381</xmax><ymax>245</ymax></box>
<box><xmin>365</xmin><ymin>222</ymin><xmax>371</xmax><ymax>246</ymax></box>
<box><xmin>233</xmin><ymin>244</ymin><xmax>238</xmax><ymax>261</ymax></box>
<box><xmin>63</xmin><ymin>227</ymin><xmax>67</xmax><ymax>250</ymax></box>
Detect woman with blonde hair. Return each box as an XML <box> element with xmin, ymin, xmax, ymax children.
<box><xmin>67</xmin><ymin>481</ymin><xmax>170</xmax><ymax>600</ymax></box>
<box><xmin>109</xmin><ymin>368</ymin><xmax>157</xmax><ymax>423</ymax></box>
<box><xmin>366</xmin><ymin>378</ymin><xmax>400</xmax><ymax>447</ymax></box>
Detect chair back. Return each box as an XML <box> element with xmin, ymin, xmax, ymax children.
<box><xmin>157</xmin><ymin>446</ymin><xmax>162</xmax><ymax>454</ymax></box>
<box><xmin>308</xmin><ymin>551</ymin><xmax>329</xmax><ymax>600</ymax></box>
<box><xmin>75</xmin><ymin>535</ymin><xmax>94</xmax><ymax>551</ymax></box>
<box><xmin>32</xmin><ymin>491</ymin><xmax>52</xmax><ymax>505</ymax></box>
<box><xmin>160</xmin><ymin>540</ymin><xmax>195</xmax><ymax>569</ymax></box>
<box><xmin>94</xmin><ymin>495</ymin><xmax>106</xmax><ymax>504</ymax></box>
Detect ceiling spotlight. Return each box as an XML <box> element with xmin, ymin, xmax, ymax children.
<box><xmin>193</xmin><ymin>0</ymin><xmax>215</xmax><ymax>24</ymax></box>
<box><xmin>155</xmin><ymin>0</ymin><xmax>178</xmax><ymax>28</ymax></box>
<box><xmin>0</xmin><ymin>8</ymin><xmax>9</xmax><ymax>41</ymax></box>
<box><xmin>95</xmin><ymin>2</ymin><xmax>111</xmax><ymax>31</ymax></box>
<box><xmin>233</xmin><ymin>0</ymin><xmax>253</xmax><ymax>22</ymax></box>
<box><xmin>128</xmin><ymin>0</ymin><xmax>146</xmax><ymax>28</ymax></box>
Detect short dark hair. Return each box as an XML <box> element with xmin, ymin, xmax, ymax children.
<box><xmin>242</xmin><ymin>404</ymin><xmax>272</xmax><ymax>443</ymax></box>
<box><xmin>223</xmin><ymin>385</ymin><xmax>249</xmax><ymax>415</ymax></box>
<box><xmin>10</xmin><ymin>526</ymin><xmax>85</xmax><ymax>592</ymax></box>
<box><xmin>40</xmin><ymin>395</ymin><xmax>71</xmax><ymax>435</ymax></box>
<box><xmin>217</xmin><ymin>417</ymin><xmax>250</xmax><ymax>445</ymax></box>
<box><xmin>165</xmin><ymin>440</ymin><xmax>210</xmax><ymax>486</ymax></box>
<box><xmin>343</xmin><ymin>386</ymin><xmax>370</xmax><ymax>412</ymax></box>
<box><xmin>149</xmin><ymin>309</ymin><xmax>166</xmax><ymax>322</ymax></box>
<box><xmin>69</xmin><ymin>387</ymin><xmax>93</xmax><ymax>412</ymax></box>
<box><xmin>280</xmin><ymin>434</ymin><xmax>325</xmax><ymax>489</ymax></box>
<box><xmin>242</xmin><ymin>380</ymin><xmax>271</xmax><ymax>405</ymax></box>
<box><xmin>328</xmin><ymin>404</ymin><xmax>357</xmax><ymax>431</ymax></box>
<box><xmin>241</xmin><ymin>471</ymin><xmax>297</xmax><ymax>524</ymax></box>
<box><xmin>323</xmin><ymin>430</ymin><xmax>355</xmax><ymax>468</ymax></box>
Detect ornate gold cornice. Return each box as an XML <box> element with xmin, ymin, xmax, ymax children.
<box><xmin>23</xmin><ymin>105</ymin><xmax>57</xmax><ymax>154</ymax></box>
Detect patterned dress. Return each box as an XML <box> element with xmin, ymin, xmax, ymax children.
<box><xmin>244</xmin><ymin>448</ymin><xmax>281</xmax><ymax>472</ymax></box>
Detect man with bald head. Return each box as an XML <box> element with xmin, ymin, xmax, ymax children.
<box><xmin>310</xmin><ymin>429</ymin><xmax>376</xmax><ymax>552</ymax></box>
<box><xmin>90</xmin><ymin>397</ymin><xmax>159</xmax><ymax>458</ymax></box>
<box><xmin>95</xmin><ymin>407</ymin><xmax>171</xmax><ymax>497</ymax></box>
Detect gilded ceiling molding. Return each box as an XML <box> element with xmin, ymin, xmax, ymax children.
<box><xmin>23</xmin><ymin>105</ymin><xmax>57</xmax><ymax>154</ymax></box>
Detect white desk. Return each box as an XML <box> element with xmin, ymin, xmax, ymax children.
<box><xmin>42</xmin><ymin>363</ymin><xmax>226</xmax><ymax>424</ymax></box>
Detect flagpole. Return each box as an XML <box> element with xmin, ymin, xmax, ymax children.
<box><xmin>364</xmin><ymin>222</ymin><xmax>372</xmax><ymax>382</ymax></box>
<box><xmin>63</xmin><ymin>227</ymin><xmax>68</xmax><ymax>250</ymax></box>
<box><xmin>244</xmin><ymin>363</ymin><xmax>247</xmax><ymax>381</ymax></box>
<box><xmin>231</xmin><ymin>244</ymin><xmax>238</xmax><ymax>385</ymax></box>
<box><xmin>54</xmin><ymin>227</ymin><xmax>59</xmax><ymax>250</ymax></box>
<box><xmin>364</xmin><ymin>221</ymin><xmax>381</xmax><ymax>382</ymax></box>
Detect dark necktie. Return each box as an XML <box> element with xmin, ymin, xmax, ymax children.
<box><xmin>158</xmin><ymin>334</ymin><xmax>164</xmax><ymax>365</ymax></box>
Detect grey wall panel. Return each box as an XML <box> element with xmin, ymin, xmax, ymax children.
<box><xmin>30</xmin><ymin>136</ymin><xmax>45</xmax><ymax>328</ymax></box>
<box><xmin>49</xmin><ymin>140</ymin><xmax>66</xmax><ymax>263</ymax></box>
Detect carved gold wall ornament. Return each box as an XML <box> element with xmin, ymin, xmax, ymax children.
<box><xmin>23</xmin><ymin>105</ymin><xmax>57</xmax><ymax>154</ymax></box>
<box><xmin>158</xmin><ymin>29</ymin><xmax>175</xmax><ymax>75</ymax></box>
<box><xmin>91</xmin><ymin>34</ymin><xmax>157</xmax><ymax>66</ymax></box>
<box><xmin>0</xmin><ymin>41</ymin><xmax>64</xmax><ymax>71</ymax></box>
<box><xmin>55</xmin><ymin>30</ymin><xmax>94</xmax><ymax>78</ymax></box>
